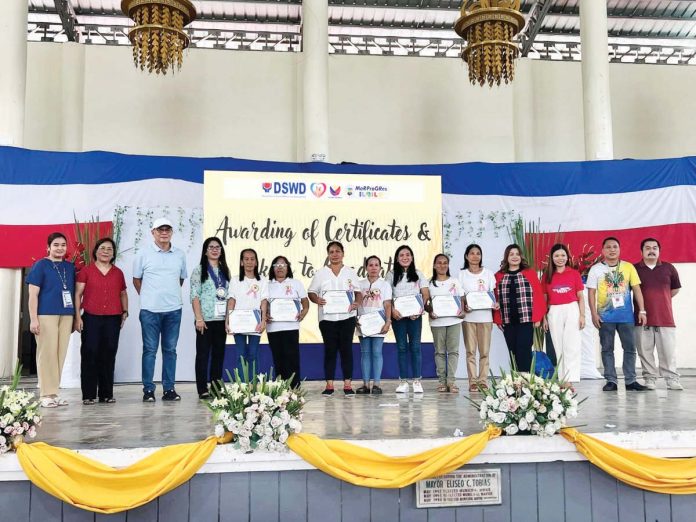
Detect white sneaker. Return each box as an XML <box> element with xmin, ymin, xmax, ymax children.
<box><xmin>395</xmin><ymin>381</ymin><xmax>409</xmax><ymax>394</ymax></box>
<box><xmin>667</xmin><ymin>380</ymin><xmax>684</xmax><ymax>391</ymax></box>
<box><xmin>645</xmin><ymin>379</ymin><xmax>656</xmax><ymax>390</ymax></box>
<box><xmin>412</xmin><ymin>380</ymin><xmax>424</xmax><ymax>394</ymax></box>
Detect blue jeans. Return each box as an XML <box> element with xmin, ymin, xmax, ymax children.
<box><xmin>359</xmin><ymin>336</ymin><xmax>384</xmax><ymax>384</ymax></box>
<box><xmin>392</xmin><ymin>316</ymin><xmax>422</xmax><ymax>379</ymax></box>
<box><xmin>599</xmin><ymin>322</ymin><xmax>637</xmax><ymax>384</ymax></box>
<box><xmin>140</xmin><ymin>309</ymin><xmax>182</xmax><ymax>393</ymax></box>
<box><xmin>234</xmin><ymin>334</ymin><xmax>261</xmax><ymax>376</ymax></box>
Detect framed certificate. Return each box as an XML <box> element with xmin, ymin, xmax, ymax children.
<box><xmin>394</xmin><ymin>295</ymin><xmax>424</xmax><ymax>317</ymax></box>
<box><xmin>431</xmin><ymin>295</ymin><xmax>462</xmax><ymax>317</ymax></box>
<box><xmin>323</xmin><ymin>290</ymin><xmax>353</xmax><ymax>314</ymax></box>
<box><xmin>359</xmin><ymin>310</ymin><xmax>387</xmax><ymax>337</ymax></box>
<box><xmin>269</xmin><ymin>298</ymin><xmax>301</xmax><ymax>322</ymax></box>
<box><xmin>466</xmin><ymin>291</ymin><xmax>495</xmax><ymax>310</ymax></box>
<box><xmin>229</xmin><ymin>309</ymin><xmax>262</xmax><ymax>334</ymax></box>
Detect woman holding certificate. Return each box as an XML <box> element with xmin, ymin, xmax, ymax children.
<box><xmin>427</xmin><ymin>254</ymin><xmax>465</xmax><ymax>393</ymax></box>
<box><xmin>356</xmin><ymin>255</ymin><xmax>392</xmax><ymax>395</ymax></box>
<box><xmin>226</xmin><ymin>248</ymin><xmax>268</xmax><ymax>375</ymax></box>
<box><xmin>308</xmin><ymin>241</ymin><xmax>362</xmax><ymax>396</ymax></box>
<box><xmin>190</xmin><ymin>237</ymin><xmax>231</xmax><ymax>399</ymax></box>
<box><xmin>387</xmin><ymin>244</ymin><xmax>430</xmax><ymax>395</ymax></box>
<box><xmin>493</xmin><ymin>244</ymin><xmax>545</xmax><ymax>373</ymax></box>
<box><xmin>267</xmin><ymin>255</ymin><xmax>309</xmax><ymax>388</ymax></box>
<box><xmin>458</xmin><ymin>244</ymin><xmax>497</xmax><ymax>392</ymax></box>
<box><xmin>541</xmin><ymin>244</ymin><xmax>585</xmax><ymax>383</ymax></box>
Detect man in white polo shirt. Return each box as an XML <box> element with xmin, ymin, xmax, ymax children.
<box><xmin>133</xmin><ymin>218</ymin><xmax>188</xmax><ymax>402</ymax></box>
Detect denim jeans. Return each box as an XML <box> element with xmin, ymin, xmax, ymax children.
<box><xmin>359</xmin><ymin>336</ymin><xmax>384</xmax><ymax>384</ymax></box>
<box><xmin>392</xmin><ymin>316</ymin><xmax>422</xmax><ymax>379</ymax></box>
<box><xmin>140</xmin><ymin>308</ymin><xmax>182</xmax><ymax>393</ymax></box>
<box><xmin>599</xmin><ymin>322</ymin><xmax>637</xmax><ymax>384</ymax></box>
<box><xmin>234</xmin><ymin>334</ymin><xmax>261</xmax><ymax>376</ymax></box>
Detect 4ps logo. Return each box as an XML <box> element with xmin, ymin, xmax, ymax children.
<box><xmin>262</xmin><ymin>182</ymin><xmax>272</xmax><ymax>193</ymax></box>
<box><xmin>311</xmin><ymin>183</ymin><xmax>327</xmax><ymax>198</ymax></box>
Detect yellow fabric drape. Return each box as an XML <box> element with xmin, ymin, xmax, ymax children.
<box><xmin>286</xmin><ymin>426</ymin><xmax>501</xmax><ymax>488</ymax></box>
<box><xmin>16</xmin><ymin>436</ymin><xmax>218</xmax><ymax>514</ymax></box>
<box><xmin>561</xmin><ymin>428</ymin><xmax>696</xmax><ymax>495</ymax></box>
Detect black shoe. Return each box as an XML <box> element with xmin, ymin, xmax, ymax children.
<box><xmin>344</xmin><ymin>387</ymin><xmax>355</xmax><ymax>395</ymax></box>
<box><xmin>626</xmin><ymin>381</ymin><xmax>648</xmax><ymax>391</ymax></box>
<box><xmin>162</xmin><ymin>389</ymin><xmax>181</xmax><ymax>401</ymax></box>
<box><xmin>371</xmin><ymin>385</ymin><xmax>383</xmax><ymax>395</ymax></box>
<box><xmin>602</xmin><ymin>382</ymin><xmax>618</xmax><ymax>392</ymax></box>
<box><xmin>199</xmin><ymin>392</ymin><xmax>211</xmax><ymax>400</ymax></box>
<box><xmin>356</xmin><ymin>385</ymin><xmax>370</xmax><ymax>394</ymax></box>
<box><xmin>143</xmin><ymin>390</ymin><xmax>156</xmax><ymax>402</ymax></box>
<box><xmin>321</xmin><ymin>387</ymin><xmax>334</xmax><ymax>396</ymax></box>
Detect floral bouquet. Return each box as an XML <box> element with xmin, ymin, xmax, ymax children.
<box><xmin>469</xmin><ymin>363</ymin><xmax>581</xmax><ymax>437</ymax></box>
<box><xmin>207</xmin><ymin>363</ymin><xmax>305</xmax><ymax>452</ymax></box>
<box><xmin>0</xmin><ymin>365</ymin><xmax>42</xmax><ymax>453</ymax></box>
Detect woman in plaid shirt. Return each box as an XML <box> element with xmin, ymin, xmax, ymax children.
<box><xmin>493</xmin><ymin>244</ymin><xmax>546</xmax><ymax>372</ymax></box>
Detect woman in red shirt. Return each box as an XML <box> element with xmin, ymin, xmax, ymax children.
<box><xmin>74</xmin><ymin>238</ymin><xmax>128</xmax><ymax>404</ymax></box>
<box><xmin>493</xmin><ymin>244</ymin><xmax>545</xmax><ymax>372</ymax></box>
<box><xmin>541</xmin><ymin>243</ymin><xmax>585</xmax><ymax>383</ymax></box>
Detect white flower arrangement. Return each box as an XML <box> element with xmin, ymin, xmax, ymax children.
<box><xmin>0</xmin><ymin>366</ymin><xmax>41</xmax><ymax>453</ymax></box>
<box><xmin>468</xmin><ymin>363</ymin><xmax>582</xmax><ymax>437</ymax></box>
<box><xmin>207</xmin><ymin>363</ymin><xmax>305</xmax><ymax>453</ymax></box>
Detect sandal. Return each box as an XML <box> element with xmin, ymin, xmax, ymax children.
<box><xmin>449</xmin><ymin>384</ymin><xmax>460</xmax><ymax>394</ymax></box>
<box><xmin>40</xmin><ymin>397</ymin><xmax>58</xmax><ymax>408</ymax></box>
<box><xmin>101</xmin><ymin>397</ymin><xmax>116</xmax><ymax>404</ymax></box>
<box><xmin>55</xmin><ymin>397</ymin><xmax>68</xmax><ymax>406</ymax></box>
<box><xmin>437</xmin><ymin>384</ymin><xmax>449</xmax><ymax>393</ymax></box>
<box><xmin>469</xmin><ymin>383</ymin><xmax>479</xmax><ymax>392</ymax></box>
<box><xmin>82</xmin><ymin>399</ymin><xmax>96</xmax><ymax>405</ymax></box>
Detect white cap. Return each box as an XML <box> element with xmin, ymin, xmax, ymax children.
<box><xmin>151</xmin><ymin>217</ymin><xmax>173</xmax><ymax>230</ymax></box>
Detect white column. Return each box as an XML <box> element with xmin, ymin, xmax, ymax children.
<box><xmin>0</xmin><ymin>0</ymin><xmax>27</xmax><ymax>378</ymax></box>
<box><xmin>60</xmin><ymin>42</ymin><xmax>85</xmax><ymax>151</ymax></box>
<box><xmin>579</xmin><ymin>0</ymin><xmax>614</xmax><ymax>160</ymax></box>
<box><xmin>301</xmin><ymin>0</ymin><xmax>329</xmax><ymax>162</ymax></box>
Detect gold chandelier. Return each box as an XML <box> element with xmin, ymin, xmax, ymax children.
<box><xmin>454</xmin><ymin>0</ymin><xmax>525</xmax><ymax>87</ymax></box>
<box><xmin>121</xmin><ymin>0</ymin><xmax>197</xmax><ymax>74</ymax></box>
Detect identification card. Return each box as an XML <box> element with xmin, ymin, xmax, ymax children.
<box><xmin>214</xmin><ymin>300</ymin><xmax>227</xmax><ymax>318</ymax></box>
<box><xmin>62</xmin><ymin>290</ymin><xmax>74</xmax><ymax>308</ymax></box>
<box><xmin>611</xmin><ymin>293</ymin><xmax>625</xmax><ymax>308</ymax></box>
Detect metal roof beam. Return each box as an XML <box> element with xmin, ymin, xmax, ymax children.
<box><xmin>53</xmin><ymin>0</ymin><xmax>79</xmax><ymax>42</ymax></box>
<box><xmin>520</xmin><ymin>0</ymin><xmax>552</xmax><ymax>56</ymax></box>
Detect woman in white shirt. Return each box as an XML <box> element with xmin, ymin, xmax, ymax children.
<box><xmin>356</xmin><ymin>255</ymin><xmax>392</xmax><ymax>395</ymax></box>
<box><xmin>458</xmin><ymin>244</ymin><xmax>497</xmax><ymax>392</ymax></box>
<box><xmin>225</xmin><ymin>248</ymin><xmax>268</xmax><ymax>376</ymax></box>
<box><xmin>308</xmin><ymin>241</ymin><xmax>363</xmax><ymax>395</ymax></box>
<box><xmin>427</xmin><ymin>254</ymin><xmax>465</xmax><ymax>393</ymax></box>
<box><xmin>386</xmin><ymin>244</ymin><xmax>430</xmax><ymax>394</ymax></box>
<box><xmin>266</xmin><ymin>255</ymin><xmax>309</xmax><ymax>388</ymax></box>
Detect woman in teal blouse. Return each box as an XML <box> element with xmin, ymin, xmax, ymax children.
<box><xmin>190</xmin><ymin>237</ymin><xmax>231</xmax><ymax>399</ymax></box>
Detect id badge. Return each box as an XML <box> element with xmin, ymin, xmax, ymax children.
<box><xmin>214</xmin><ymin>301</ymin><xmax>227</xmax><ymax>318</ymax></box>
<box><xmin>62</xmin><ymin>290</ymin><xmax>74</xmax><ymax>308</ymax></box>
<box><xmin>610</xmin><ymin>293</ymin><xmax>625</xmax><ymax>308</ymax></box>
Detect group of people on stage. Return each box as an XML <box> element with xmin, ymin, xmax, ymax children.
<box><xmin>26</xmin><ymin>217</ymin><xmax>683</xmax><ymax>408</ymax></box>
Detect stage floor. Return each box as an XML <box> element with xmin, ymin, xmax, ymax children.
<box><xmin>23</xmin><ymin>375</ymin><xmax>696</xmax><ymax>450</ymax></box>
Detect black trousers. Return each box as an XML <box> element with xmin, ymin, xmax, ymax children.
<box><xmin>268</xmin><ymin>329</ymin><xmax>301</xmax><ymax>388</ymax></box>
<box><xmin>503</xmin><ymin>322</ymin><xmax>534</xmax><ymax>372</ymax></box>
<box><xmin>81</xmin><ymin>313</ymin><xmax>121</xmax><ymax>400</ymax></box>
<box><xmin>195</xmin><ymin>320</ymin><xmax>227</xmax><ymax>394</ymax></box>
<box><xmin>319</xmin><ymin>318</ymin><xmax>356</xmax><ymax>381</ymax></box>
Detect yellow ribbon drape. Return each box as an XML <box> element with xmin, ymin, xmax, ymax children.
<box><xmin>286</xmin><ymin>425</ymin><xmax>501</xmax><ymax>488</ymax></box>
<box><xmin>561</xmin><ymin>428</ymin><xmax>696</xmax><ymax>495</ymax></box>
<box><xmin>16</xmin><ymin>436</ymin><xmax>218</xmax><ymax>514</ymax></box>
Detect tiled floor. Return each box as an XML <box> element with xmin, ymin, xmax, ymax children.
<box><xmin>26</xmin><ymin>376</ymin><xmax>696</xmax><ymax>450</ymax></box>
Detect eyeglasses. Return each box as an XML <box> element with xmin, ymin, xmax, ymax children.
<box><xmin>272</xmin><ymin>263</ymin><xmax>287</xmax><ymax>268</ymax></box>
<box><xmin>207</xmin><ymin>245</ymin><xmax>222</xmax><ymax>251</ymax></box>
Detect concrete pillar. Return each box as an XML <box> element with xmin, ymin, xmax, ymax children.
<box><xmin>60</xmin><ymin>42</ymin><xmax>85</xmax><ymax>151</ymax></box>
<box><xmin>301</xmin><ymin>0</ymin><xmax>329</xmax><ymax>162</ymax></box>
<box><xmin>0</xmin><ymin>0</ymin><xmax>28</xmax><ymax>377</ymax></box>
<box><xmin>580</xmin><ymin>0</ymin><xmax>614</xmax><ymax>160</ymax></box>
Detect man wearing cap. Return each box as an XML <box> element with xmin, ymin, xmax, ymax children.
<box><xmin>133</xmin><ymin>218</ymin><xmax>188</xmax><ymax>402</ymax></box>
<box><xmin>634</xmin><ymin>238</ymin><xmax>683</xmax><ymax>390</ymax></box>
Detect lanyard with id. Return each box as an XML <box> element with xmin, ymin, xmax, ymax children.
<box><xmin>52</xmin><ymin>261</ymin><xmax>73</xmax><ymax>308</ymax></box>
<box><xmin>208</xmin><ymin>264</ymin><xmax>228</xmax><ymax>318</ymax></box>
<box><xmin>607</xmin><ymin>262</ymin><xmax>625</xmax><ymax>308</ymax></box>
